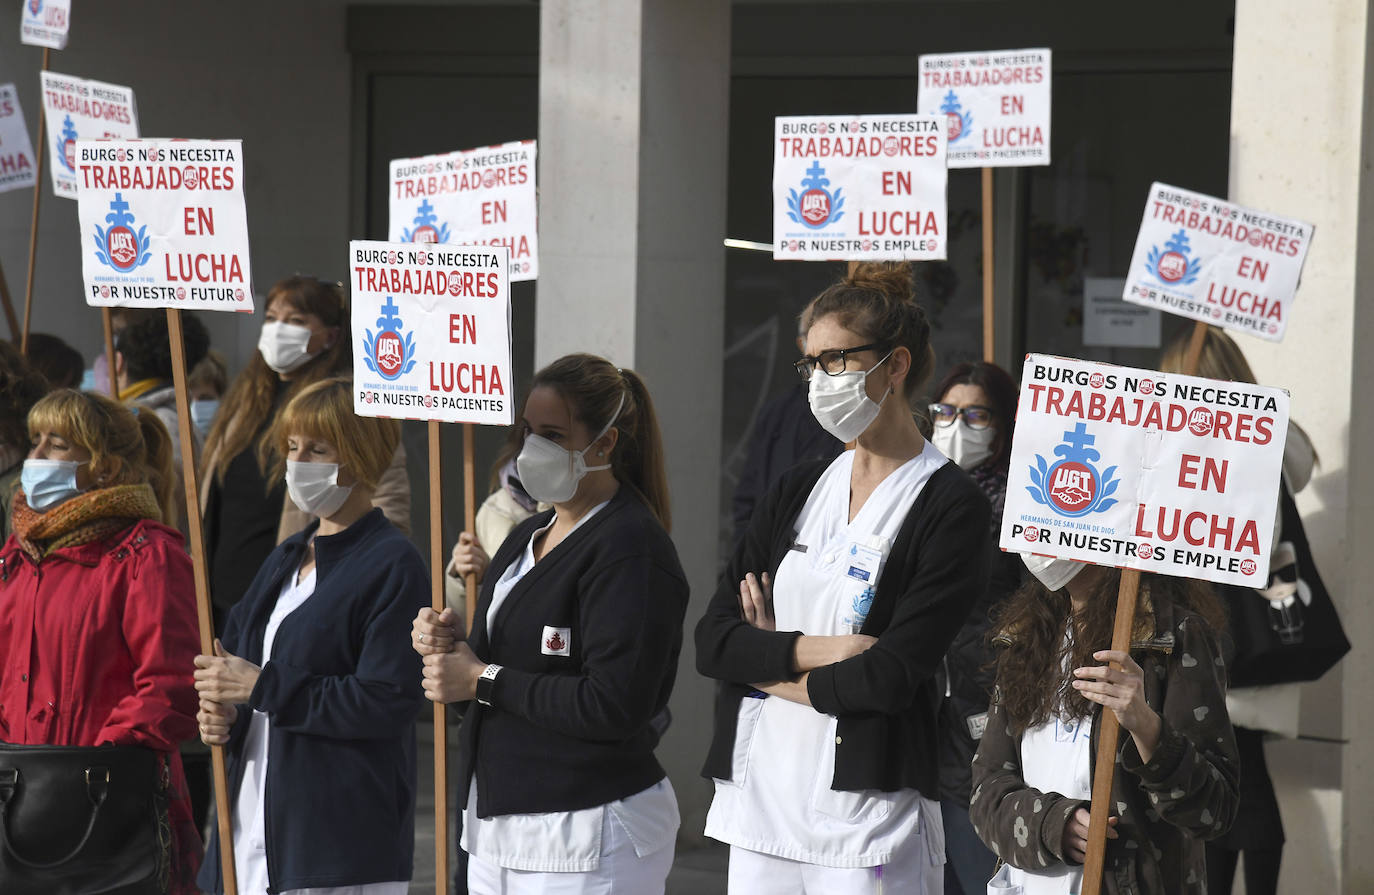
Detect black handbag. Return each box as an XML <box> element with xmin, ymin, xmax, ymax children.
<box><xmin>0</xmin><ymin>743</ymin><xmax>170</xmax><ymax>895</ymax></box>
<box><xmin>1221</xmin><ymin>485</ymin><xmax>1351</xmax><ymax>688</ymax></box>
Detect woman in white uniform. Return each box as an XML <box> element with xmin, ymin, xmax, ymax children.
<box><xmin>413</xmin><ymin>353</ymin><xmax>689</xmax><ymax>895</ymax></box>
<box><xmin>696</xmin><ymin>262</ymin><xmax>993</xmax><ymax>894</ymax></box>
<box><xmin>193</xmin><ymin>377</ymin><xmax>428</xmax><ymax>895</ymax></box>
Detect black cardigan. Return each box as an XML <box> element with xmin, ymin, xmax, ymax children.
<box><xmin>458</xmin><ymin>486</ymin><xmax>689</xmax><ymax>818</ymax></box>
<box><xmin>696</xmin><ymin>457</ymin><xmax>990</xmax><ymax>796</ymax></box>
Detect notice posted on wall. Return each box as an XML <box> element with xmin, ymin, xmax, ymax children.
<box><xmin>20</xmin><ymin>0</ymin><xmax>70</xmax><ymax>49</ymax></box>
<box><xmin>999</xmin><ymin>353</ymin><xmax>1289</xmax><ymax>588</ymax></box>
<box><xmin>388</xmin><ymin>140</ymin><xmax>537</xmax><ymax>282</ymax></box>
<box><xmin>1082</xmin><ymin>277</ymin><xmax>1161</xmax><ymax>348</ymax></box>
<box><xmin>351</xmin><ymin>241</ymin><xmax>513</xmax><ymax>426</ymax></box>
<box><xmin>1123</xmin><ymin>183</ymin><xmax>1314</xmax><ymax>342</ymax></box>
<box><xmin>917</xmin><ymin>48</ymin><xmax>1051</xmax><ymax>168</ymax></box>
<box><xmin>41</xmin><ymin>72</ymin><xmax>139</xmax><ymax>199</ymax></box>
<box><xmin>77</xmin><ymin>139</ymin><xmax>255</xmax><ymax>313</ymax></box>
<box><xmin>772</xmin><ymin>114</ymin><xmax>947</xmax><ymax>262</ymax></box>
<box><xmin>0</xmin><ymin>84</ymin><xmax>38</xmax><ymax>193</ymax></box>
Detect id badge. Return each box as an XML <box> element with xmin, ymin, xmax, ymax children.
<box><xmin>839</xmin><ymin>539</ymin><xmax>886</xmax><ymax>633</ymax></box>
<box><xmin>844</xmin><ymin>541</ymin><xmax>883</xmax><ymax>585</ymax></box>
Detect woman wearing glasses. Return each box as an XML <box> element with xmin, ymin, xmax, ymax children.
<box><xmin>928</xmin><ymin>362</ymin><xmax>1024</xmax><ymax>894</ymax></box>
<box><xmin>697</xmin><ymin>263</ymin><xmax>992</xmax><ymax>893</ymax></box>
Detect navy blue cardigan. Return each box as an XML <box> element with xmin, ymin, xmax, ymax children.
<box><xmin>198</xmin><ymin>508</ymin><xmax>428</xmax><ymax>894</ymax></box>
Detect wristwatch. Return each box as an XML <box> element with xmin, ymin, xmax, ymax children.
<box><xmin>475</xmin><ymin>663</ymin><xmax>503</xmax><ymax>707</ymax></box>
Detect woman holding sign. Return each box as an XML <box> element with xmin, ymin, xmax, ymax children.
<box><xmin>695</xmin><ymin>263</ymin><xmax>991</xmax><ymax>893</ymax></box>
<box><xmin>412</xmin><ymin>353</ymin><xmax>688</xmax><ymax>894</ymax></box>
<box><xmin>970</xmin><ymin>562</ymin><xmax>1239</xmax><ymax>894</ymax></box>
<box><xmin>194</xmin><ymin>378</ymin><xmax>428</xmax><ymax>895</ymax></box>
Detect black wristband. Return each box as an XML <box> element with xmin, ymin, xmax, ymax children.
<box><xmin>475</xmin><ymin>663</ymin><xmax>502</xmax><ymax>706</ymax></box>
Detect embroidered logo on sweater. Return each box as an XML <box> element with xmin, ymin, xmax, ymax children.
<box><xmin>542</xmin><ymin>626</ymin><xmax>571</xmax><ymax>656</ymax></box>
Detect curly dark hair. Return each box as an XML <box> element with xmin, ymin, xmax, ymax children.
<box><xmin>116</xmin><ymin>313</ymin><xmax>210</xmax><ymax>383</ymax></box>
<box><xmin>0</xmin><ymin>341</ymin><xmax>52</xmax><ymax>453</ymax></box>
<box><xmin>990</xmin><ymin>566</ymin><xmax>1226</xmax><ymax>735</ymax></box>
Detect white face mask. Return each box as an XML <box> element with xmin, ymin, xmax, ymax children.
<box><xmin>1022</xmin><ymin>553</ymin><xmax>1085</xmax><ymax>592</ymax></box>
<box><xmin>807</xmin><ymin>351</ymin><xmax>892</xmax><ymax>443</ymax></box>
<box><xmin>258</xmin><ymin>321</ymin><xmax>319</xmax><ymax>374</ymax></box>
<box><xmin>285</xmin><ymin>460</ymin><xmax>353</xmax><ymax>518</ymax></box>
<box><xmin>933</xmin><ymin>421</ymin><xmax>997</xmax><ymax>471</ymax></box>
<box><xmin>516</xmin><ymin>393</ymin><xmax>625</xmax><ymax>504</ymax></box>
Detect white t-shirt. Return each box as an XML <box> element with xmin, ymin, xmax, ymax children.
<box><xmin>1005</xmin><ymin>710</ymin><xmax>1093</xmax><ymax>895</ymax></box>
<box><xmin>704</xmin><ymin>444</ymin><xmax>948</xmax><ymax>868</ymax></box>
<box><xmin>461</xmin><ymin>501</ymin><xmax>680</xmax><ymax>872</ymax></box>
<box><xmin>232</xmin><ymin>562</ymin><xmax>407</xmax><ymax>895</ymax></box>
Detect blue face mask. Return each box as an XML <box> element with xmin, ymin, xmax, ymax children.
<box><xmin>190</xmin><ymin>398</ymin><xmax>219</xmax><ymax>438</ymax></box>
<box><xmin>21</xmin><ymin>459</ymin><xmax>86</xmax><ymax>512</ymax></box>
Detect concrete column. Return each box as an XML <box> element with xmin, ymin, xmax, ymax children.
<box><xmin>537</xmin><ymin>0</ymin><xmax>730</xmax><ymax>844</ymax></box>
<box><xmin>1230</xmin><ymin>0</ymin><xmax>1374</xmax><ymax>889</ymax></box>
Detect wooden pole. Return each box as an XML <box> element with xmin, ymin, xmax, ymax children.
<box><xmin>19</xmin><ymin>47</ymin><xmax>49</xmax><ymax>357</ymax></box>
<box><xmin>166</xmin><ymin>309</ymin><xmax>238</xmax><ymax>895</ymax></box>
<box><xmin>102</xmin><ymin>308</ymin><xmax>118</xmax><ymax>397</ymax></box>
<box><xmin>981</xmin><ymin>166</ymin><xmax>994</xmax><ymax>363</ymax></box>
<box><xmin>429</xmin><ymin>421</ymin><xmax>450</xmax><ymax>893</ymax></box>
<box><xmin>0</xmin><ymin>260</ymin><xmax>20</xmax><ymax>343</ymax></box>
<box><xmin>462</xmin><ymin>423</ymin><xmax>478</xmax><ymax>634</ymax></box>
<box><xmin>1081</xmin><ymin>318</ymin><xmax>1209</xmax><ymax>895</ymax></box>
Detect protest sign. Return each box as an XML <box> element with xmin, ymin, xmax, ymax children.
<box><xmin>76</xmin><ymin>139</ymin><xmax>254</xmax><ymax>312</ymax></box>
<box><xmin>0</xmin><ymin>84</ymin><xmax>37</xmax><ymax>193</ymax></box>
<box><xmin>20</xmin><ymin>0</ymin><xmax>69</xmax><ymax>49</ymax></box>
<box><xmin>999</xmin><ymin>353</ymin><xmax>1289</xmax><ymax>588</ymax></box>
<box><xmin>40</xmin><ymin>72</ymin><xmax>138</xmax><ymax>198</ymax></box>
<box><xmin>1082</xmin><ymin>277</ymin><xmax>1160</xmax><ymax>348</ymax></box>
<box><xmin>916</xmin><ymin>48</ymin><xmax>1051</xmax><ymax>168</ymax></box>
<box><xmin>1123</xmin><ymin>183</ymin><xmax>1314</xmax><ymax>342</ymax></box>
<box><xmin>388</xmin><ymin>140</ymin><xmax>537</xmax><ymax>282</ymax></box>
<box><xmin>351</xmin><ymin>241</ymin><xmax>513</xmax><ymax>426</ymax></box>
<box><xmin>773</xmin><ymin>114</ymin><xmax>947</xmax><ymax>261</ymax></box>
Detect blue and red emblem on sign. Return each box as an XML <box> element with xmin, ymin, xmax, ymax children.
<box><xmin>401</xmin><ymin>199</ymin><xmax>450</xmax><ymax>244</ymax></box>
<box><xmin>56</xmin><ymin>115</ymin><xmax>77</xmax><ymax>173</ymax></box>
<box><xmin>362</xmin><ymin>297</ymin><xmax>417</xmax><ymax>382</ymax></box>
<box><xmin>787</xmin><ymin>160</ymin><xmax>845</xmax><ymax>229</ymax></box>
<box><xmin>1026</xmin><ymin>422</ymin><xmax>1120</xmax><ymax>518</ymax></box>
<box><xmin>939</xmin><ymin>90</ymin><xmax>973</xmax><ymax>145</ymax></box>
<box><xmin>1146</xmin><ymin>228</ymin><xmax>1202</xmax><ymax>287</ymax></box>
<box><xmin>27</xmin><ymin>0</ymin><xmax>41</xmax><ymax>16</ymax></box>
<box><xmin>92</xmin><ymin>193</ymin><xmax>151</xmax><ymax>273</ymax></box>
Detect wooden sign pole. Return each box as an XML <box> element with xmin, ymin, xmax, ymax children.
<box><xmin>462</xmin><ymin>423</ymin><xmax>478</xmax><ymax>634</ymax></box>
<box><xmin>1080</xmin><ymin>317</ymin><xmax>1210</xmax><ymax>895</ymax></box>
<box><xmin>981</xmin><ymin>167</ymin><xmax>994</xmax><ymax>363</ymax></box>
<box><xmin>19</xmin><ymin>47</ymin><xmax>49</xmax><ymax>356</ymax></box>
<box><xmin>166</xmin><ymin>308</ymin><xmax>238</xmax><ymax>895</ymax></box>
<box><xmin>102</xmin><ymin>309</ymin><xmax>118</xmax><ymax>396</ymax></box>
<box><xmin>428</xmin><ymin>421</ymin><xmax>449</xmax><ymax>893</ymax></box>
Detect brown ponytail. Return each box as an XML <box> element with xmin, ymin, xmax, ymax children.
<box><xmin>530</xmin><ymin>354</ymin><xmax>672</xmax><ymax>531</ymax></box>
<box><xmin>800</xmin><ymin>261</ymin><xmax>935</xmax><ymax>404</ymax></box>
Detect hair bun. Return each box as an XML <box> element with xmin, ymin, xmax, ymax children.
<box><xmin>845</xmin><ymin>262</ymin><xmax>915</xmax><ymax>303</ymax></box>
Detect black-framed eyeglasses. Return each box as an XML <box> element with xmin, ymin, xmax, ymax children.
<box><xmin>929</xmin><ymin>403</ymin><xmax>994</xmax><ymax>430</ymax></box>
<box><xmin>794</xmin><ymin>342</ymin><xmax>889</xmax><ymax>381</ymax></box>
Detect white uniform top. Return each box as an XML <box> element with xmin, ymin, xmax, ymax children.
<box><xmin>461</xmin><ymin>501</ymin><xmax>680</xmax><ymax>873</ymax></box>
<box><xmin>232</xmin><ymin>563</ymin><xmax>407</xmax><ymax>895</ymax></box>
<box><xmin>1005</xmin><ymin>709</ymin><xmax>1093</xmax><ymax>895</ymax></box>
<box><xmin>704</xmin><ymin>444</ymin><xmax>947</xmax><ymax>868</ymax></box>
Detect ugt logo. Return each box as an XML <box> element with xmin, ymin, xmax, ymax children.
<box><xmin>55</xmin><ymin>115</ymin><xmax>77</xmax><ymax>173</ymax></box>
<box><xmin>787</xmin><ymin>160</ymin><xmax>845</xmax><ymax>229</ymax></box>
<box><xmin>1026</xmin><ymin>422</ymin><xmax>1121</xmax><ymax>518</ymax></box>
<box><xmin>1146</xmin><ymin>228</ymin><xmax>1202</xmax><ymax>287</ymax></box>
<box><xmin>362</xmin><ymin>297</ymin><xmax>417</xmax><ymax>381</ymax></box>
<box><xmin>27</xmin><ymin>0</ymin><xmax>40</xmax><ymax>16</ymax></box>
<box><xmin>401</xmin><ymin>199</ymin><xmax>450</xmax><ymax>244</ymax></box>
<box><xmin>940</xmin><ymin>90</ymin><xmax>973</xmax><ymax>144</ymax></box>
<box><xmin>92</xmin><ymin>193</ymin><xmax>151</xmax><ymax>273</ymax></box>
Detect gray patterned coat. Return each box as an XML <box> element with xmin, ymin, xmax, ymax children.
<box><xmin>969</xmin><ymin>591</ymin><xmax>1240</xmax><ymax>895</ymax></box>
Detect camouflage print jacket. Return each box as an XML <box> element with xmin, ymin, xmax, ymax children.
<box><xmin>969</xmin><ymin>591</ymin><xmax>1240</xmax><ymax>895</ymax></box>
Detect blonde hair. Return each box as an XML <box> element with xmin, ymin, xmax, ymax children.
<box><xmin>271</xmin><ymin>377</ymin><xmax>399</xmax><ymax>490</ymax></box>
<box><xmin>28</xmin><ymin>389</ymin><xmax>176</xmax><ymax>522</ymax></box>
<box><xmin>1159</xmin><ymin>325</ymin><xmax>1257</xmax><ymax>384</ymax></box>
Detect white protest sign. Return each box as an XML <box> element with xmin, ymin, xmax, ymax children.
<box><xmin>20</xmin><ymin>0</ymin><xmax>69</xmax><ymax>49</ymax></box>
<box><xmin>1123</xmin><ymin>183</ymin><xmax>1314</xmax><ymax>342</ymax></box>
<box><xmin>1082</xmin><ymin>277</ymin><xmax>1160</xmax><ymax>348</ymax></box>
<box><xmin>77</xmin><ymin>139</ymin><xmax>254</xmax><ymax>312</ymax></box>
<box><xmin>388</xmin><ymin>140</ymin><xmax>537</xmax><ymax>282</ymax></box>
<box><xmin>917</xmin><ymin>48</ymin><xmax>1051</xmax><ymax>168</ymax></box>
<box><xmin>0</xmin><ymin>84</ymin><xmax>37</xmax><ymax>193</ymax></box>
<box><xmin>773</xmin><ymin>114</ymin><xmax>946</xmax><ymax>261</ymax></box>
<box><xmin>1000</xmin><ymin>354</ymin><xmax>1289</xmax><ymax>588</ymax></box>
<box><xmin>351</xmin><ymin>241</ymin><xmax>512</xmax><ymax>426</ymax></box>
<box><xmin>40</xmin><ymin>71</ymin><xmax>138</xmax><ymax>199</ymax></box>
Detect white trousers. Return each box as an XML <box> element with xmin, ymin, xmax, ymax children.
<box><xmin>727</xmin><ymin>836</ymin><xmax>942</xmax><ymax>895</ymax></box>
<box><xmin>467</xmin><ymin>813</ymin><xmax>675</xmax><ymax>895</ymax></box>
